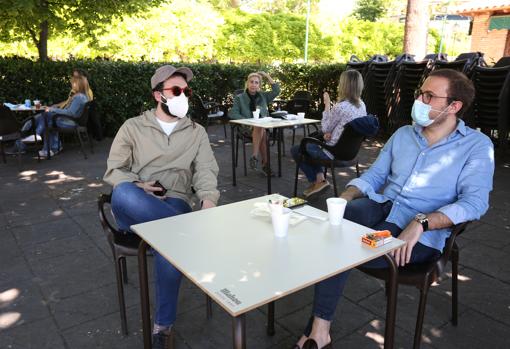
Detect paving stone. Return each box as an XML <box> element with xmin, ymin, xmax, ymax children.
<box><xmin>50</xmin><ymin>282</ymin><xmax>140</xmax><ymax>330</ymax></box>
<box><xmin>358</xmin><ymin>286</ymin><xmax>469</xmax><ymax>340</ymax></box>
<box><xmin>61</xmin><ymin>305</ymin><xmax>143</xmax><ymax>349</ymax></box>
<box><xmin>459</xmin><ymin>243</ymin><xmax>510</xmax><ymax>283</ymax></box>
<box><xmin>278</xmin><ymin>297</ymin><xmax>376</xmax><ymax>340</ymax></box>
<box><xmin>176</xmin><ymin>304</ymin><xmax>291</xmax><ymax>349</ymax></box>
<box><xmin>459</xmin><ymin>221</ymin><xmax>510</xmax><ymax>249</ymax></box>
<box><xmin>0</xmin><ymin>317</ymin><xmax>66</xmax><ymax>349</ymax></box>
<box><xmin>432</xmin><ymin>266</ymin><xmax>510</xmax><ymax>327</ymax></box>
<box><xmin>0</xmin><ymin>278</ymin><xmax>51</xmax><ymax>329</ymax></box>
<box><xmin>427</xmin><ymin>309</ymin><xmax>510</xmax><ymax>349</ymax></box>
<box><xmin>11</xmin><ymin>217</ymin><xmax>84</xmax><ymax>247</ymax></box>
<box><xmin>1</xmin><ymin>256</ymin><xmax>33</xmax><ymax>284</ymax></box>
<box><xmin>21</xmin><ymin>234</ymin><xmax>95</xmax><ymax>262</ymax></box>
<box><xmin>28</xmin><ymin>247</ymin><xmax>113</xmax><ymax>300</ymax></box>
<box><xmin>479</xmin><ymin>207</ymin><xmax>510</xmax><ymax>230</ymax></box>
<box><xmin>3</xmin><ymin>197</ymin><xmax>64</xmax><ymax>227</ymax></box>
<box><xmin>0</xmin><ymin>230</ymin><xmax>23</xmax><ymax>266</ymax></box>
<box><xmin>344</xmin><ymin>269</ymin><xmax>386</xmax><ymax>303</ymax></box>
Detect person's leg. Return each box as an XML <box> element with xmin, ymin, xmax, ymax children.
<box><xmin>259</xmin><ymin>128</ymin><xmax>268</xmax><ymax>165</ymax></box>
<box><xmin>251</xmin><ymin>126</ymin><xmax>262</xmax><ymax>159</ymax></box>
<box><xmin>291</xmin><ymin>144</ymin><xmax>316</xmax><ymax>183</ymax></box>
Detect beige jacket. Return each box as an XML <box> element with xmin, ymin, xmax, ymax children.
<box><xmin>104</xmin><ymin>109</ymin><xmax>220</xmax><ymax>206</ymax></box>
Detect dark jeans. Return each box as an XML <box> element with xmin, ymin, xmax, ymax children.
<box><xmin>111</xmin><ymin>182</ymin><xmax>192</xmax><ymax>326</ymax></box>
<box><xmin>291</xmin><ymin>143</ymin><xmax>331</xmax><ymax>182</ymax></box>
<box><xmin>305</xmin><ymin>198</ymin><xmax>441</xmax><ymax>335</ymax></box>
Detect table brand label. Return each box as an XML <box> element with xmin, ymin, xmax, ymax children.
<box><xmin>219</xmin><ymin>288</ymin><xmax>242</xmax><ymax>306</ymax></box>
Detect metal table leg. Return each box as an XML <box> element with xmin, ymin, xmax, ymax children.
<box><xmin>232</xmin><ymin>314</ymin><xmax>246</xmax><ymax>349</ymax></box>
<box><xmin>138</xmin><ymin>240</ymin><xmax>152</xmax><ymax>349</ymax></box>
<box><xmin>266</xmin><ymin>128</ymin><xmax>271</xmax><ymax>194</ymax></box>
<box><xmin>231</xmin><ymin>125</ymin><xmax>237</xmax><ymax>187</ymax></box>
<box><xmin>383</xmin><ymin>253</ymin><xmax>398</xmax><ymax>349</ymax></box>
<box><xmin>267</xmin><ymin>301</ymin><xmax>275</xmax><ymax>336</ymax></box>
<box><xmin>277</xmin><ymin>129</ymin><xmax>282</xmax><ymax>177</ymax></box>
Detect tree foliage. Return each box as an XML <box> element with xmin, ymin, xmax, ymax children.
<box><xmin>0</xmin><ymin>0</ymin><xmax>163</xmax><ymax>61</ymax></box>
<box><xmin>352</xmin><ymin>0</ymin><xmax>388</xmax><ymax>21</ymax></box>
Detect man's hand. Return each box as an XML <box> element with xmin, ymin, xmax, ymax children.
<box><xmin>135</xmin><ymin>180</ymin><xmax>165</xmax><ymax>198</ymax></box>
<box><xmin>339</xmin><ymin>186</ymin><xmax>363</xmax><ymax>202</ymax></box>
<box><xmin>201</xmin><ymin>199</ymin><xmax>216</xmax><ymax>210</ymax></box>
<box><xmin>323</xmin><ymin>132</ymin><xmax>332</xmax><ymax>141</ymax></box>
<box><xmin>391</xmin><ymin>220</ymin><xmax>423</xmax><ymax>267</ymax></box>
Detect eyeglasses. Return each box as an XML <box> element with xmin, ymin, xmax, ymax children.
<box><xmin>414</xmin><ymin>90</ymin><xmax>453</xmax><ymax>104</ymax></box>
<box><xmin>161</xmin><ymin>86</ymin><xmax>193</xmax><ymax>97</ymax></box>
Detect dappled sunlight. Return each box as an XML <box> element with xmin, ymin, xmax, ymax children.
<box><xmin>18</xmin><ymin>169</ymin><xmax>38</xmax><ymax>182</ymax></box>
<box><xmin>0</xmin><ymin>288</ymin><xmax>20</xmax><ymax>305</ymax></box>
<box><xmin>413</xmin><ymin>151</ymin><xmax>455</xmax><ymax>188</ymax></box>
<box><xmin>44</xmin><ymin>170</ymin><xmax>84</xmax><ymax>184</ymax></box>
<box><xmin>253</xmin><ymin>271</ymin><xmax>261</xmax><ymax>278</ymax></box>
<box><xmin>364</xmin><ymin>319</ymin><xmax>385</xmax><ymax>347</ymax></box>
<box><xmin>88</xmin><ymin>182</ymin><xmax>104</xmax><ymax>188</ymax></box>
<box><xmin>0</xmin><ymin>312</ymin><xmax>21</xmax><ymax>329</ymax></box>
<box><xmin>200</xmin><ymin>272</ymin><xmax>216</xmax><ymax>283</ymax></box>
<box><xmin>51</xmin><ymin>209</ymin><xmax>64</xmax><ymax>217</ymax></box>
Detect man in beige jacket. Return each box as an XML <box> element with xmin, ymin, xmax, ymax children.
<box><xmin>104</xmin><ymin>65</ymin><xmax>219</xmax><ymax>349</ymax></box>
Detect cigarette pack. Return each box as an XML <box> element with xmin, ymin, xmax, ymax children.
<box><xmin>361</xmin><ymin>230</ymin><xmax>393</xmax><ymax>248</ymax></box>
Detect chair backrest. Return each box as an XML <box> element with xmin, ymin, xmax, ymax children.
<box><xmin>86</xmin><ymin>100</ymin><xmax>103</xmax><ymax>140</ymax></box>
<box><xmin>76</xmin><ymin>101</ymin><xmax>93</xmax><ymax>127</ymax></box>
<box><xmin>0</xmin><ymin>104</ymin><xmax>21</xmax><ymax>136</ymax></box>
<box><xmin>494</xmin><ymin>56</ymin><xmax>510</xmax><ymax>68</ymax></box>
<box><xmin>234</xmin><ymin>89</ymin><xmax>244</xmax><ymax>96</ymax></box>
<box><xmin>326</xmin><ymin>115</ymin><xmax>379</xmax><ymax>160</ymax></box>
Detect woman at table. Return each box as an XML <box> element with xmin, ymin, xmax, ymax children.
<box><xmin>290</xmin><ymin>69</ymin><xmax>366</xmax><ymax>198</ymax></box>
<box><xmin>17</xmin><ymin>74</ymin><xmax>91</xmax><ymax>157</ymax></box>
<box><xmin>54</xmin><ymin>68</ymin><xmax>94</xmax><ymax>108</ymax></box>
<box><xmin>229</xmin><ymin>71</ymin><xmax>280</xmax><ymax>176</ymax></box>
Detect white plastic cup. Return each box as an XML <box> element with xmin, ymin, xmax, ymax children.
<box><xmin>297</xmin><ymin>112</ymin><xmax>305</xmax><ymax>119</ymax></box>
<box><xmin>34</xmin><ymin>100</ymin><xmax>41</xmax><ymax>109</ymax></box>
<box><xmin>326</xmin><ymin>197</ymin><xmax>347</xmax><ymax>225</ymax></box>
<box><xmin>253</xmin><ymin>109</ymin><xmax>260</xmax><ymax>119</ymax></box>
<box><xmin>24</xmin><ymin>99</ymin><xmax>31</xmax><ymax>108</ymax></box>
<box><xmin>271</xmin><ymin>208</ymin><xmax>291</xmax><ymax>238</ymax></box>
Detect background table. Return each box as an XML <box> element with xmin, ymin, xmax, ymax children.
<box><xmin>132</xmin><ymin>195</ymin><xmax>404</xmax><ymax>349</ymax></box>
<box><xmin>229</xmin><ymin>118</ymin><xmax>320</xmax><ymax>194</ymax></box>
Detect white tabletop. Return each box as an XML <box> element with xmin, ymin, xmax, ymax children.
<box><xmin>131</xmin><ymin>195</ymin><xmax>404</xmax><ymax>317</ymax></box>
<box><xmin>230</xmin><ymin>117</ymin><xmax>319</xmax><ymax>129</ymax></box>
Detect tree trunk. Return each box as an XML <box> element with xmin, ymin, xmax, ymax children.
<box><xmin>403</xmin><ymin>0</ymin><xmax>429</xmax><ymax>60</ymax></box>
<box><xmin>37</xmin><ymin>20</ymin><xmax>49</xmax><ymax>62</ymax></box>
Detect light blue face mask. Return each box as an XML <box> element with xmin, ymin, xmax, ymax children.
<box><xmin>411</xmin><ymin>99</ymin><xmax>450</xmax><ymax>127</ymax></box>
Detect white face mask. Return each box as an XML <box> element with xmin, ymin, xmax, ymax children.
<box><xmin>161</xmin><ymin>93</ymin><xmax>189</xmax><ymax>118</ymax></box>
<box><xmin>411</xmin><ymin>99</ymin><xmax>451</xmax><ymax>127</ymax></box>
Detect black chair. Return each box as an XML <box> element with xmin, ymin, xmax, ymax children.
<box><xmin>284</xmin><ymin>90</ymin><xmax>313</xmax><ymax>145</ymax></box>
<box><xmin>0</xmin><ymin>105</ymin><xmax>41</xmax><ymax>164</ymax></box>
<box><xmin>98</xmin><ymin>193</ymin><xmax>213</xmax><ymax>336</ymax></box>
<box><xmin>46</xmin><ymin>100</ymin><xmax>95</xmax><ymax>159</ymax></box>
<box><xmin>357</xmin><ymin>222</ymin><xmax>471</xmax><ymax>349</ymax></box>
<box><xmin>294</xmin><ymin>115</ymin><xmax>379</xmax><ymax>196</ymax></box>
<box><xmin>189</xmin><ymin>94</ymin><xmax>227</xmax><ymax>137</ymax></box>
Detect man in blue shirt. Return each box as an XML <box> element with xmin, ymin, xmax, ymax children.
<box><xmin>296</xmin><ymin>69</ymin><xmax>494</xmax><ymax>349</ymax></box>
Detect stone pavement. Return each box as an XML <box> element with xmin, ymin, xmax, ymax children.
<box><xmin>1</xmin><ymin>124</ymin><xmax>510</xmax><ymax>349</ymax></box>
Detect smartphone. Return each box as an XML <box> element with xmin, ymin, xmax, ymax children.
<box><xmin>153</xmin><ymin>180</ymin><xmax>167</xmax><ymax>196</ymax></box>
<box><xmin>283</xmin><ymin>197</ymin><xmax>307</xmax><ymax>209</ymax></box>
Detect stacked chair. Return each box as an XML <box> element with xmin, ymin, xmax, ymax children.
<box><xmin>470</xmin><ymin>64</ymin><xmax>510</xmax><ymax>149</ymax></box>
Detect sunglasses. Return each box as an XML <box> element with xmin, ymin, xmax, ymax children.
<box><xmin>161</xmin><ymin>86</ymin><xmax>193</xmax><ymax>97</ymax></box>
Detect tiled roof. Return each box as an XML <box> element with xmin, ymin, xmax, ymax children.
<box><xmin>452</xmin><ymin>0</ymin><xmax>510</xmax><ymax>14</ymax></box>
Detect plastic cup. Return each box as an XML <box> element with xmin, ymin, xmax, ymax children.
<box><xmin>326</xmin><ymin>197</ymin><xmax>347</xmax><ymax>225</ymax></box>
<box><xmin>34</xmin><ymin>100</ymin><xmax>41</xmax><ymax>109</ymax></box>
<box><xmin>24</xmin><ymin>99</ymin><xmax>31</xmax><ymax>108</ymax></box>
<box><xmin>253</xmin><ymin>110</ymin><xmax>260</xmax><ymax>119</ymax></box>
<box><xmin>271</xmin><ymin>208</ymin><xmax>291</xmax><ymax>238</ymax></box>
<box><xmin>297</xmin><ymin>112</ymin><xmax>305</xmax><ymax>119</ymax></box>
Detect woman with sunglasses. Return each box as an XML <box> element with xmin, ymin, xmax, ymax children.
<box><xmin>229</xmin><ymin>71</ymin><xmax>281</xmax><ymax>176</ymax></box>
<box><xmin>105</xmin><ymin>65</ymin><xmax>219</xmax><ymax>349</ymax></box>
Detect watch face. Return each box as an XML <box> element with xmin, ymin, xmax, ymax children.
<box><xmin>416</xmin><ymin>213</ymin><xmax>427</xmax><ymax>221</ymax></box>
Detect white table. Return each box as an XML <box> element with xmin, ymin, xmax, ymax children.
<box><xmin>132</xmin><ymin>195</ymin><xmax>404</xmax><ymax>349</ymax></box>
<box><xmin>229</xmin><ymin>118</ymin><xmax>320</xmax><ymax>193</ymax></box>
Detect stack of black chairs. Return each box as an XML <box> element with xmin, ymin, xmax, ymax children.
<box><xmin>385</xmin><ymin>59</ymin><xmax>431</xmax><ymax>132</ymax></box>
<box><xmin>469</xmin><ymin>58</ymin><xmax>510</xmax><ymax>149</ymax></box>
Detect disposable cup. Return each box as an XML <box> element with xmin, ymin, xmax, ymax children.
<box><xmin>326</xmin><ymin>197</ymin><xmax>347</xmax><ymax>225</ymax></box>
<box><xmin>297</xmin><ymin>112</ymin><xmax>305</xmax><ymax>119</ymax></box>
<box><xmin>253</xmin><ymin>110</ymin><xmax>260</xmax><ymax>119</ymax></box>
<box><xmin>34</xmin><ymin>100</ymin><xmax>41</xmax><ymax>109</ymax></box>
<box><xmin>24</xmin><ymin>99</ymin><xmax>31</xmax><ymax>108</ymax></box>
<box><xmin>271</xmin><ymin>208</ymin><xmax>291</xmax><ymax>238</ymax></box>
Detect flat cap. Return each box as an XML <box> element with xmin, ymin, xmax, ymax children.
<box><xmin>151</xmin><ymin>65</ymin><xmax>193</xmax><ymax>89</ymax></box>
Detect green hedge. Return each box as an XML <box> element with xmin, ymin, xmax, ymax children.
<box><xmin>0</xmin><ymin>58</ymin><xmax>346</xmax><ymax>136</ymax></box>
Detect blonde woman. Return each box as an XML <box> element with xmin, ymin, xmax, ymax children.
<box><xmin>229</xmin><ymin>71</ymin><xmax>280</xmax><ymax>176</ymax></box>
<box><xmin>291</xmin><ymin>69</ymin><xmax>366</xmax><ymax>197</ymax></box>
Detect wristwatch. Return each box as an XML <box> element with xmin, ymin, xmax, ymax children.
<box><xmin>414</xmin><ymin>213</ymin><xmax>429</xmax><ymax>232</ymax></box>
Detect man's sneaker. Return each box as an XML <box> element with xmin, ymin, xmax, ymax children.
<box><xmin>303</xmin><ymin>180</ymin><xmax>330</xmax><ymax>197</ymax></box>
<box><xmin>38</xmin><ymin>149</ymin><xmax>55</xmax><ymax>158</ymax></box>
<box><xmin>249</xmin><ymin>156</ymin><xmax>259</xmax><ymax>170</ymax></box>
<box><xmin>152</xmin><ymin>329</ymin><xmax>173</xmax><ymax>349</ymax></box>
<box><xmin>261</xmin><ymin>165</ymin><xmax>274</xmax><ymax>177</ymax></box>
<box><xmin>4</xmin><ymin>146</ymin><xmax>26</xmax><ymax>155</ymax></box>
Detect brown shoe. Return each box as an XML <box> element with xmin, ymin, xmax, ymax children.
<box><xmin>303</xmin><ymin>180</ymin><xmax>330</xmax><ymax>197</ymax></box>
<box><xmin>152</xmin><ymin>328</ymin><xmax>173</xmax><ymax>349</ymax></box>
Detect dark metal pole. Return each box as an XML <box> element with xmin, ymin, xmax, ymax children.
<box><xmin>232</xmin><ymin>314</ymin><xmax>246</xmax><ymax>349</ymax></box>
<box><xmin>267</xmin><ymin>301</ymin><xmax>275</xmax><ymax>336</ymax></box>
<box><xmin>383</xmin><ymin>253</ymin><xmax>398</xmax><ymax>349</ymax></box>
<box><xmin>231</xmin><ymin>124</ymin><xmax>237</xmax><ymax>186</ymax></box>
<box><xmin>138</xmin><ymin>241</ymin><xmax>152</xmax><ymax>349</ymax></box>
<box><xmin>266</xmin><ymin>128</ymin><xmax>271</xmax><ymax>194</ymax></box>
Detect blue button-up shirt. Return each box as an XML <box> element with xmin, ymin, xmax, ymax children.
<box><xmin>348</xmin><ymin>120</ymin><xmax>494</xmax><ymax>251</ymax></box>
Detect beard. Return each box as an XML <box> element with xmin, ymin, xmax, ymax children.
<box><xmin>160</xmin><ymin>102</ymin><xmax>175</xmax><ymax>118</ymax></box>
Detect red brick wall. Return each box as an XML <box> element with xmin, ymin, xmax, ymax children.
<box><xmin>470</xmin><ymin>12</ymin><xmax>508</xmax><ymax>64</ymax></box>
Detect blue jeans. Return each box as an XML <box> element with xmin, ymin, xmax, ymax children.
<box><xmin>111</xmin><ymin>182</ymin><xmax>192</xmax><ymax>326</ymax></box>
<box><xmin>18</xmin><ymin>112</ymin><xmax>78</xmax><ymax>152</ymax></box>
<box><xmin>305</xmin><ymin>198</ymin><xmax>441</xmax><ymax>335</ymax></box>
<box><xmin>291</xmin><ymin>143</ymin><xmax>331</xmax><ymax>182</ymax></box>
